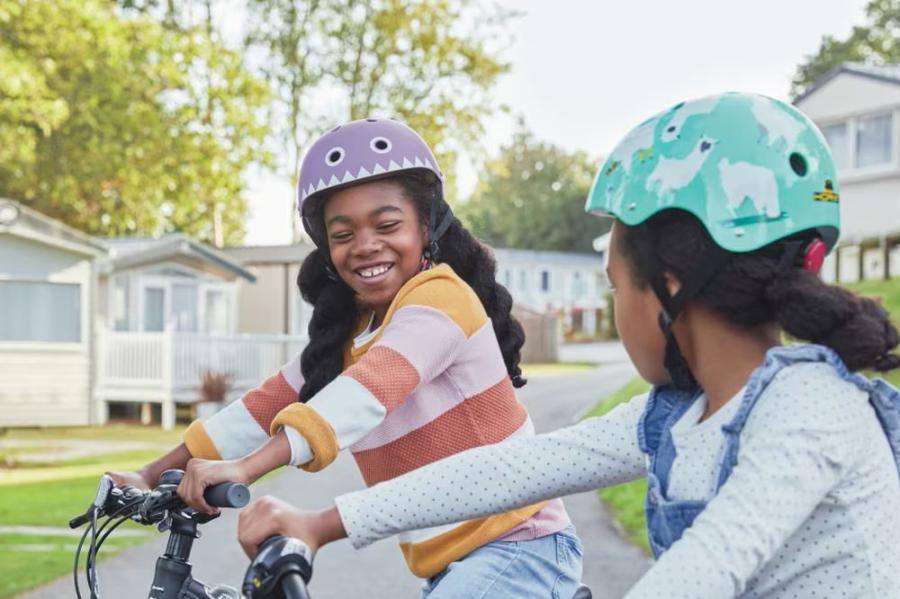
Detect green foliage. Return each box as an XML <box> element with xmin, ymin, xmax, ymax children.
<box><xmin>245</xmin><ymin>0</ymin><xmax>515</xmax><ymax>202</ymax></box>
<box><xmin>459</xmin><ymin>127</ymin><xmax>610</xmax><ymax>252</ymax></box>
<box><xmin>792</xmin><ymin>0</ymin><xmax>900</xmax><ymax>98</ymax></box>
<box><xmin>0</xmin><ymin>0</ymin><xmax>271</xmax><ymax>244</ymax></box>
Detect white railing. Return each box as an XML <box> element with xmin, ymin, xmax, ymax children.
<box><xmin>95</xmin><ymin>327</ymin><xmax>308</xmax><ymax>429</ymax></box>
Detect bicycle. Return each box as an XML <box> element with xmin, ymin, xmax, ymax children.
<box><xmin>69</xmin><ymin>469</ymin><xmax>312</xmax><ymax>599</ymax></box>
<box><xmin>71</xmin><ymin>470</ymin><xmax>591</xmax><ymax>598</ymax></box>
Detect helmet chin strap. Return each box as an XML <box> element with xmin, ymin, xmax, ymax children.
<box><xmin>423</xmin><ymin>193</ymin><xmax>454</xmax><ymax>263</ymax></box>
<box><xmin>633</xmin><ymin>223</ymin><xmax>731</xmax><ymax>389</ymax></box>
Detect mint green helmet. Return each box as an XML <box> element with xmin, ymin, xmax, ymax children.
<box><xmin>586</xmin><ymin>92</ymin><xmax>840</xmax><ymax>252</ymax></box>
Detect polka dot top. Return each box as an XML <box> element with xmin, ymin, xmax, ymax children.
<box><xmin>335</xmin><ymin>362</ymin><xmax>900</xmax><ymax>597</ymax></box>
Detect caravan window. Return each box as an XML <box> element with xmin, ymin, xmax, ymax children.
<box><xmin>0</xmin><ymin>281</ymin><xmax>81</xmax><ymax>342</ymax></box>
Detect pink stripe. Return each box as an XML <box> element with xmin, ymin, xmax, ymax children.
<box><xmin>494</xmin><ymin>499</ymin><xmax>571</xmax><ymax>542</ymax></box>
<box><xmin>279</xmin><ymin>353</ymin><xmax>305</xmax><ymax>392</ymax></box>
<box><xmin>446</xmin><ymin>321</ymin><xmax>508</xmax><ymax>398</ymax></box>
<box><xmin>350</xmin><ymin>375</ymin><xmax>463</xmax><ymax>451</ymax></box>
<box><xmin>377</xmin><ymin>306</ymin><xmax>467</xmax><ymax>382</ymax></box>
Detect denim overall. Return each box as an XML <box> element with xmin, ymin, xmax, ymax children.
<box><xmin>638</xmin><ymin>344</ymin><xmax>900</xmax><ymax>559</ymax></box>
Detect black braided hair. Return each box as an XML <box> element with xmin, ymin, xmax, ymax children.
<box><xmin>619</xmin><ymin>210</ymin><xmax>900</xmax><ymax>373</ymax></box>
<box><xmin>296</xmin><ymin>173</ymin><xmax>526</xmax><ymax>402</ymax></box>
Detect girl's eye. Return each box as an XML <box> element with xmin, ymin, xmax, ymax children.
<box><xmin>377</xmin><ymin>221</ymin><xmax>401</xmax><ymax>232</ymax></box>
<box><xmin>330</xmin><ymin>231</ymin><xmax>352</xmax><ymax>242</ymax></box>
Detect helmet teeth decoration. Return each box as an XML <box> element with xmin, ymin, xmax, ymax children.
<box><xmin>297</xmin><ymin>118</ymin><xmax>443</xmax><ymax>233</ymax></box>
<box><xmin>585</xmin><ymin>92</ymin><xmax>841</xmax><ymax>253</ymax></box>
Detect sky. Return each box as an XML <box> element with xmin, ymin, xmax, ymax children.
<box><xmin>242</xmin><ymin>0</ymin><xmax>870</xmax><ymax>246</ymax></box>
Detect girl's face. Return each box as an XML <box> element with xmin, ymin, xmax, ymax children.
<box><xmin>607</xmin><ymin>222</ymin><xmax>671</xmax><ymax>386</ymax></box>
<box><xmin>323</xmin><ymin>179</ymin><xmax>428</xmax><ymax>319</ymax></box>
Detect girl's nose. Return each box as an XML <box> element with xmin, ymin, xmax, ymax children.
<box><xmin>352</xmin><ymin>230</ymin><xmax>383</xmax><ymax>256</ymax></box>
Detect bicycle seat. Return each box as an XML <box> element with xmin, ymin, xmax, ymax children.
<box><xmin>572</xmin><ymin>584</ymin><xmax>592</xmax><ymax>599</ymax></box>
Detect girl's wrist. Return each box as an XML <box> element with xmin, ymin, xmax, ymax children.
<box><xmin>241</xmin><ymin>432</ymin><xmax>292</xmax><ymax>484</ymax></box>
<box><xmin>311</xmin><ymin>506</ymin><xmax>347</xmax><ymax>550</ymax></box>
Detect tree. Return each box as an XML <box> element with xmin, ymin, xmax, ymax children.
<box><xmin>458</xmin><ymin>127</ymin><xmax>610</xmax><ymax>253</ymax></box>
<box><xmin>792</xmin><ymin>0</ymin><xmax>900</xmax><ymax>98</ymax></box>
<box><xmin>245</xmin><ymin>0</ymin><xmax>515</xmax><ymax>220</ymax></box>
<box><xmin>0</xmin><ymin>0</ymin><xmax>270</xmax><ymax>244</ymax></box>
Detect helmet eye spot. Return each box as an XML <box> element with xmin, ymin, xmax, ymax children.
<box><xmin>325</xmin><ymin>147</ymin><xmax>345</xmax><ymax>166</ymax></box>
<box><xmin>789</xmin><ymin>152</ymin><xmax>807</xmax><ymax>177</ymax></box>
<box><xmin>370</xmin><ymin>137</ymin><xmax>392</xmax><ymax>153</ymax></box>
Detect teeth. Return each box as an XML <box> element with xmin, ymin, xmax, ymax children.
<box><xmin>341</xmin><ymin>171</ymin><xmax>355</xmax><ymax>183</ymax></box>
<box><xmin>413</xmin><ymin>156</ymin><xmax>424</xmax><ymax>167</ymax></box>
<box><xmin>402</xmin><ymin>157</ymin><xmax>414</xmax><ymax>169</ymax></box>
<box><xmin>329</xmin><ymin>174</ymin><xmax>340</xmax><ymax>186</ymax></box>
<box><xmin>372</xmin><ymin>163</ymin><xmax>386</xmax><ymax>175</ymax></box>
<box><xmin>388</xmin><ymin>160</ymin><xmax>401</xmax><ymax>171</ymax></box>
<box><xmin>358</xmin><ymin>264</ymin><xmax>391</xmax><ymax>278</ymax></box>
<box><xmin>357</xmin><ymin>166</ymin><xmax>371</xmax><ymax>178</ymax></box>
<box><xmin>307</xmin><ymin>184</ymin><xmax>315</xmax><ymax>197</ymax></box>
<box><xmin>315</xmin><ymin>179</ymin><xmax>327</xmax><ymax>191</ymax></box>
<box><xmin>424</xmin><ymin>158</ymin><xmax>434</xmax><ymax>171</ymax></box>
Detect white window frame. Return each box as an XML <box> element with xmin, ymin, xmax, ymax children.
<box><xmin>819</xmin><ymin>108</ymin><xmax>899</xmax><ymax>181</ymax></box>
<box><xmin>133</xmin><ymin>262</ymin><xmax>238</xmax><ymax>334</ymax></box>
<box><xmin>0</xmin><ymin>273</ymin><xmax>88</xmax><ymax>351</ymax></box>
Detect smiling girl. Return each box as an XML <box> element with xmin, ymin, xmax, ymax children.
<box><xmin>111</xmin><ymin>119</ymin><xmax>581</xmax><ymax>598</ymax></box>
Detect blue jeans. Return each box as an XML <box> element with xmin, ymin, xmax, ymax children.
<box><xmin>420</xmin><ymin>526</ymin><xmax>583</xmax><ymax>599</ymax></box>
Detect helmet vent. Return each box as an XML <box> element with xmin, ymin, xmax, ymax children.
<box><xmin>789</xmin><ymin>152</ymin><xmax>808</xmax><ymax>177</ymax></box>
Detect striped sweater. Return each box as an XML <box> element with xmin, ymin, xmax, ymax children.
<box><xmin>183</xmin><ymin>264</ymin><xmax>569</xmax><ymax>577</ymax></box>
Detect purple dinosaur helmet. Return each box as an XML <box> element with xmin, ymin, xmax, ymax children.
<box><xmin>297</xmin><ymin>118</ymin><xmax>443</xmax><ymax>239</ymax></box>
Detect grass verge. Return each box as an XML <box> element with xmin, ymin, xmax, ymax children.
<box><xmin>0</xmin><ymin>426</ymin><xmax>183</xmax><ymax>598</ymax></box>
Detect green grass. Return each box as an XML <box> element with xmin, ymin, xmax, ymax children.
<box><xmin>0</xmin><ymin>424</ymin><xmax>185</xmax><ymax>444</ymax></box>
<box><xmin>0</xmin><ymin>426</ymin><xmax>183</xmax><ymax>598</ymax></box>
<box><xmin>521</xmin><ymin>362</ymin><xmax>597</xmax><ymax>377</ymax></box>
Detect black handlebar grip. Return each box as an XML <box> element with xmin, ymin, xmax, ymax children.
<box><xmin>203</xmin><ymin>482</ymin><xmax>250</xmax><ymax>508</ymax></box>
<box><xmin>279</xmin><ymin>573</ymin><xmax>312</xmax><ymax>599</ymax></box>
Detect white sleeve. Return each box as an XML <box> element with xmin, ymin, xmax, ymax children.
<box><xmin>334</xmin><ymin>393</ymin><xmax>649</xmax><ymax>548</ymax></box>
<box><xmin>625</xmin><ymin>364</ymin><xmax>869</xmax><ymax>598</ymax></box>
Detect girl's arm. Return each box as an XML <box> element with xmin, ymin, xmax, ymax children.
<box><xmin>108</xmin><ymin>356</ymin><xmax>303</xmax><ymax>494</ymax></box>
<box><xmin>625</xmin><ymin>364</ymin><xmax>870</xmax><ymax>598</ymax></box>
<box><xmin>332</xmin><ymin>394</ymin><xmax>648</xmax><ymax>549</ymax></box>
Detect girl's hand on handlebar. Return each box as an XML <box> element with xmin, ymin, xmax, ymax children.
<box><xmin>177</xmin><ymin>458</ymin><xmax>250</xmax><ymax>514</ymax></box>
<box><xmin>106</xmin><ymin>469</ymin><xmax>155</xmax><ymax>491</ymax></box>
<box><xmin>237</xmin><ymin>496</ymin><xmax>347</xmax><ymax>558</ymax></box>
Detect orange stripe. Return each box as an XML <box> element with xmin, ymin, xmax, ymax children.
<box><xmin>183</xmin><ymin>419</ymin><xmax>222</xmax><ymax>460</ymax></box>
<box><xmin>352</xmin><ymin>377</ymin><xmax>525</xmax><ymax>485</ymax></box>
<box><xmin>344</xmin><ymin>346</ymin><xmax>420</xmax><ymax>412</ymax></box>
<box><xmin>399</xmin><ymin>502</ymin><xmax>548</xmax><ymax>578</ymax></box>
<box><xmin>244</xmin><ymin>372</ymin><xmax>300</xmax><ymax>432</ymax></box>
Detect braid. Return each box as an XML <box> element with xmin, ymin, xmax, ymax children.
<box><xmin>296</xmin><ymin>248</ymin><xmax>357</xmax><ymax>402</ymax></box>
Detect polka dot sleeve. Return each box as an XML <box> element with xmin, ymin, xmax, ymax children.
<box><xmin>334</xmin><ymin>393</ymin><xmax>648</xmax><ymax>549</ymax></box>
<box><xmin>625</xmin><ymin>363</ymin><xmax>871</xmax><ymax>598</ymax></box>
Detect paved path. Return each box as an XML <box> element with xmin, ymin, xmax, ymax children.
<box><xmin>23</xmin><ymin>362</ymin><xmax>649</xmax><ymax>598</ymax></box>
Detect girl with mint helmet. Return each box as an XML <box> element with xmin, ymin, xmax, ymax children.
<box><xmin>586</xmin><ymin>92</ymin><xmax>842</xmax><ymax>387</ymax></box>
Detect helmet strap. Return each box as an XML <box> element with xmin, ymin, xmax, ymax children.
<box><xmin>633</xmin><ymin>223</ymin><xmax>731</xmax><ymax>389</ymax></box>
<box><xmin>423</xmin><ymin>194</ymin><xmax>454</xmax><ymax>263</ymax></box>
